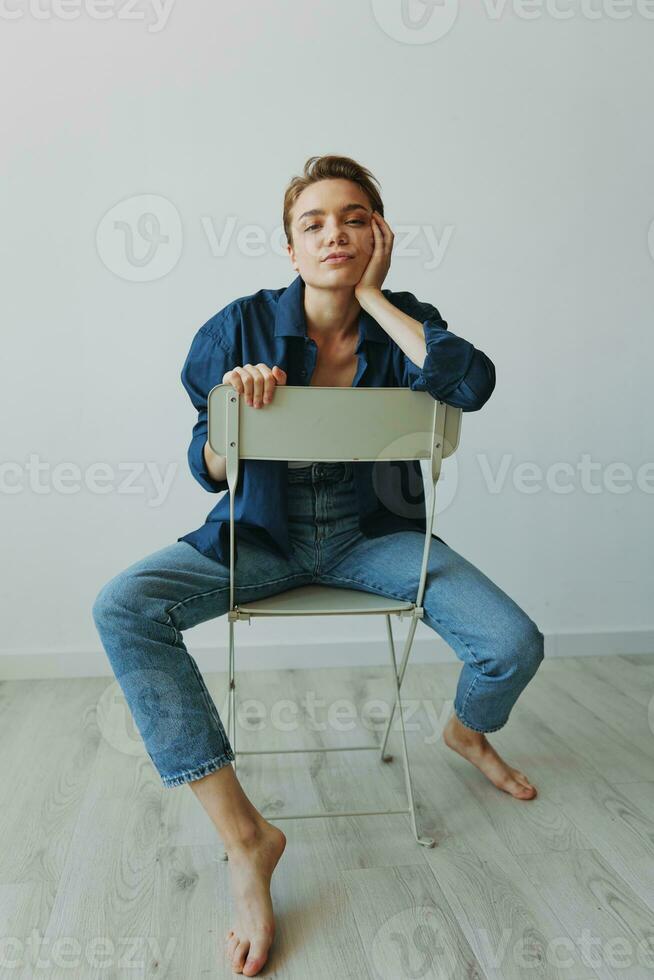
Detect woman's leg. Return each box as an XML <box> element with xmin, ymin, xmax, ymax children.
<box><xmin>92</xmin><ymin>539</ymin><xmax>311</xmax><ymax>785</ymax></box>
<box><xmin>190</xmin><ymin>763</ymin><xmax>286</xmax><ymax>976</ymax></box>
<box><xmin>319</xmin><ymin>524</ymin><xmax>545</xmax><ymax>798</ymax></box>
<box><xmin>92</xmin><ymin>537</ymin><xmax>312</xmax><ymax>976</ymax></box>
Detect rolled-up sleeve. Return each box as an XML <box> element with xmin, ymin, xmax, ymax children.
<box><xmin>392</xmin><ymin>294</ymin><xmax>496</xmax><ymax>412</ymax></box>
<box><xmin>180</xmin><ymin>326</ymin><xmax>236</xmax><ymax>493</ymax></box>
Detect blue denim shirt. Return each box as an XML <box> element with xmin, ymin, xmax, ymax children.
<box><xmin>177</xmin><ymin>273</ymin><xmax>496</xmax><ymax>565</ymax></box>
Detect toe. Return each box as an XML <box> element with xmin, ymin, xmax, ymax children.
<box><xmin>242</xmin><ymin>937</ymin><xmax>270</xmax><ymax>976</ymax></box>
<box><xmin>515</xmin><ymin>781</ymin><xmax>537</xmax><ymax>798</ymax></box>
<box><xmin>502</xmin><ymin>772</ymin><xmax>536</xmax><ymax>798</ymax></box>
<box><xmin>243</xmin><ymin>955</ymin><xmax>263</xmax><ymax>976</ymax></box>
<box><xmin>512</xmin><ymin>769</ymin><xmax>534</xmax><ymax>789</ymax></box>
<box><xmin>225</xmin><ymin>934</ymin><xmax>239</xmax><ymax>959</ymax></box>
<box><xmin>233</xmin><ymin>939</ymin><xmax>250</xmax><ymax>973</ymax></box>
<box><xmin>519</xmin><ymin>774</ymin><xmax>537</xmax><ymax>795</ymax></box>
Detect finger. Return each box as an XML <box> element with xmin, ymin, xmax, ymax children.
<box><xmin>373</xmin><ymin>211</ymin><xmax>393</xmax><ymax>248</ymax></box>
<box><xmin>374</xmin><ymin>212</ymin><xmax>392</xmax><ymax>250</ymax></box>
<box><xmin>373</xmin><ymin>217</ymin><xmax>386</xmax><ymax>249</ymax></box>
<box><xmin>365</xmin><ymin>217</ymin><xmax>379</xmax><ymax>256</ymax></box>
<box><xmin>254</xmin><ymin>363</ymin><xmax>276</xmax><ymax>404</ymax></box>
<box><xmin>373</xmin><ymin>218</ymin><xmax>386</xmax><ymax>256</ymax></box>
<box><xmin>242</xmin><ymin>364</ymin><xmax>265</xmax><ymax>406</ymax></box>
<box><xmin>222</xmin><ymin>368</ymin><xmax>247</xmax><ymax>399</ymax></box>
<box><xmin>272</xmin><ymin>365</ymin><xmax>287</xmax><ymax>385</ymax></box>
<box><xmin>233</xmin><ymin>366</ymin><xmax>253</xmax><ymax>405</ymax></box>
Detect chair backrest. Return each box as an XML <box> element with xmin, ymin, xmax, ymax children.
<box><xmin>207</xmin><ymin>384</ymin><xmax>462</xmax><ymax>613</ymax></box>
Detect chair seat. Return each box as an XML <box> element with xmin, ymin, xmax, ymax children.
<box><xmin>236</xmin><ymin>584</ymin><xmax>414</xmax><ymax>617</ymax></box>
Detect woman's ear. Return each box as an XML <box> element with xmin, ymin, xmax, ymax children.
<box><xmin>287</xmin><ymin>242</ymin><xmax>298</xmax><ymax>272</ymax></box>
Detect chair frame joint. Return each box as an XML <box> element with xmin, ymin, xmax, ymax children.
<box><xmin>228</xmin><ymin>609</ymin><xmax>250</xmax><ymax>623</ymax></box>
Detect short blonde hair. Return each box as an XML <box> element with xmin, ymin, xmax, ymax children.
<box><xmin>283</xmin><ymin>154</ymin><xmax>384</xmax><ymax>246</ymax></box>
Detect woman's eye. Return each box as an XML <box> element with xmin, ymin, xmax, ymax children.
<box><xmin>305</xmin><ymin>219</ymin><xmax>364</xmax><ymax>232</ymax></box>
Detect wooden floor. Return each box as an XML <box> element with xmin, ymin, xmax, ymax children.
<box><xmin>1</xmin><ymin>653</ymin><xmax>654</xmax><ymax>979</ymax></box>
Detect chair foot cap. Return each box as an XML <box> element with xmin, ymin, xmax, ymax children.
<box><xmin>417</xmin><ymin>836</ymin><xmax>436</xmax><ymax>848</ymax></box>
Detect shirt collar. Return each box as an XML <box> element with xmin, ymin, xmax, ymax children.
<box><xmin>274</xmin><ymin>273</ymin><xmax>388</xmax><ymax>350</ymax></box>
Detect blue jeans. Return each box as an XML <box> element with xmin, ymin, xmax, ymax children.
<box><xmin>92</xmin><ymin>462</ymin><xmax>544</xmax><ymax>788</ymax></box>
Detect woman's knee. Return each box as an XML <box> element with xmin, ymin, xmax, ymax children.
<box><xmin>92</xmin><ymin>570</ymin><xmax>144</xmax><ymax>630</ymax></box>
<box><xmin>499</xmin><ymin>615</ymin><xmax>545</xmax><ymax>678</ymax></box>
<box><xmin>524</xmin><ymin>619</ymin><xmax>545</xmax><ymax>670</ymax></box>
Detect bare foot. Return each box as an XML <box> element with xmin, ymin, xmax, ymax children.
<box><xmin>223</xmin><ymin>820</ymin><xmax>287</xmax><ymax>975</ymax></box>
<box><xmin>442</xmin><ymin>714</ymin><xmax>537</xmax><ymax>800</ymax></box>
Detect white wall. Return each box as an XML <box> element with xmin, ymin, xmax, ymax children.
<box><xmin>2</xmin><ymin>1</ymin><xmax>653</xmax><ymax>678</ymax></box>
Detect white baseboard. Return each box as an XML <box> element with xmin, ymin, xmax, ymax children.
<box><xmin>0</xmin><ymin>629</ymin><xmax>652</xmax><ymax>680</ymax></box>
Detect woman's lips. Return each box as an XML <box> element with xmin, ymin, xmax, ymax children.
<box><xmin>323</xmin><ymin>255</ymin><xmax>353</xmax><ymax>264</ymax></box>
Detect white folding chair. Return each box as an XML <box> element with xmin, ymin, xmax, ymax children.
<box><xmin>208</xmin><ymin>383</ymin><xmax>462</xmax><ymax>848</ymax></box>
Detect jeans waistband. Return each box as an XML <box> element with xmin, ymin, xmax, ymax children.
<box><xmin>286</xmin><ymin>461</ymin><xmax>354</xmax><ymax>484</ymax></box>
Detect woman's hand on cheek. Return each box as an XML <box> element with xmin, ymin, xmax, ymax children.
<box><xmin>354</xmin><ymin>211</ymin><xmax>394</xmax><ymax>299</ymax></box>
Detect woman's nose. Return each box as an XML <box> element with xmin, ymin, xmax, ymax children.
<box><xmin>326</xmin><ymin>226</ymin><xmax>347</xmax><ymax>244</ymax></box>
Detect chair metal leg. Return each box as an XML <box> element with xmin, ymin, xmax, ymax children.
<box><xmin>379</xmin><ymin>616</ymin><xmax>398</xmax><ymax>763</ymax></box>
<box><xmin>220</xmin><ymin>619</ymin><xmax>238</xmax><ymax>863</ymax></box>
<box><xmin>228</xmin><ymin>617</ymin><xmax>236</xmax><ymax>768</ymax></box>
<box><xmin>225</xmin><ymin>624</ymin><xmax>231</xmax><ymax>741</ymax></box>
<box><xmin>379</xmin><ymin>614</ymin><xmax>415</xmax><ymax>763</ymax></box>
<box><xmin>382</xmin><ymin>614</ymin><xmax>435</xmax><ymax>848</ymax></box>
<box><xmin>220</xmin><ymin>612</ymin><xmax>434</xmax><ymax>853</ymax></box>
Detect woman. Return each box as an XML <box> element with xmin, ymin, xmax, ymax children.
<box><xmin>93</xmin><ymin>155</ymin><xmax>544</xmax><ymax>977</ymax></box>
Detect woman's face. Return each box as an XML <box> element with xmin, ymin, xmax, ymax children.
<box><xmin>287</xmin><ymin>178</ymin><xmax>375</xmax><ymax>288</ymax></box>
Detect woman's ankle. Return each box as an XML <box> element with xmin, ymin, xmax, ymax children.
<box><xmin>222</xmin><ymin>810</ymin><xmax>274</xmax><ymax>846</ymax></box>
<box><xmin>223</xmin><ymin>818</ymin><xmax>283</xmax><ymax>859</ymax></box>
